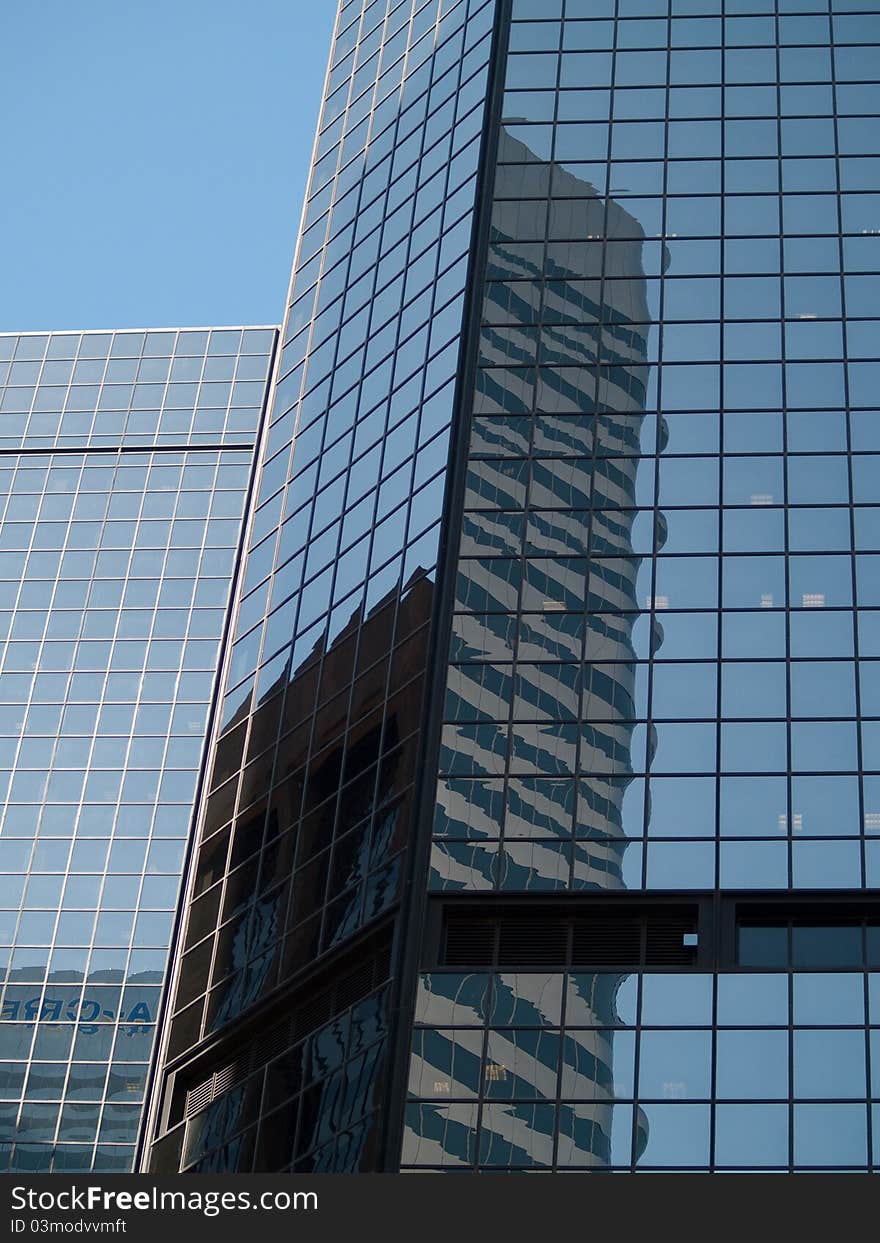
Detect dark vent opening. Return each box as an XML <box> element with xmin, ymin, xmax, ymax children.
<box><xmin>646</xmin><ymin>918</ymin><xmax>696</xmax><ymax>965</ymax></box>
<box><xmin>572</xmin><ymin>922</ymin><xmax>643</xmax><ymax>966</ymax></box>
<box><xmin>336</xmin><ymin>959</ymin><xmax>378</xmax><ymax>1011</ymax></box>
<box><xmin>445</xmin><ymin>920</ymin><xmax>496</xmax><ymax>966</ymax></box>
<box><xmin>293</xmin><ymin>994</ymin><xmax>333</xmax><ymax>1041</ymax></box>
<box><xmin>498</xmin><ymin>921</ymin><xmax>568</xmax><ymax>964</ymax></box>
<box><xmin>441</xmin><ymin>903</ymin><xmax>698</xmax><ymax>970</ymax></box>
<box><xmin>250</xmin><ymin>1022</ymin><xmax>291</xmax><ymax>1070</ymax></box>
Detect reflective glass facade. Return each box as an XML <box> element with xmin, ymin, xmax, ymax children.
<box><xmin>147</xmin><ymin>0</ymin><xmax>880</xmax><ymax>1175</ymax></box>
<box><xmin>405</xmin><ymin>968</ymin><xmax>880</xmax><ymax>1169</ymax></box>
<box><xmin>145</xmin><ymin>0</ymin><xmax>500</xmax><ymax>1175</ymax></box>
<box><xmin>433</xmin><ymin>0</ymin><xmax>880</xmax><ymax>899</ymax></box>
<box><xmin>404</xmin><ymin>0</ymin><xmax>880</xmax><ymax>1172</ymax></box>
<box><xmin>0</xmin><ymin>328</ymin><xmax>275</xmax><ymax>1173</ymax></box>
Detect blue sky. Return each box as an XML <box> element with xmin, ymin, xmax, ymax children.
<box><xmin>0</xmin><ymin>1</ymin><xmax>336</xmax><ymax>332</ymax></box>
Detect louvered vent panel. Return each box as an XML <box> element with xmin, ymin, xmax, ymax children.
<box><xmin>213</xmin><ymin>1058</ymin><xmax>247</xmax><ymax>1095</ymax></box>
<box><xmin>336</xmin><ymin>959</ymin><xmax>376</xmax><ymax>1011</ymax></box>
<box><xmin>184</xmin><ymin>1079</ymin><xmax>212</xmax><ymax>1118</ymax></box>
<box><xmin>292</xmin><ymin>991</ymin><xmax>333</xmax><ymax>1041</ymax></box>
<box><xmin>444</xmin><ymin>920</ymin><xmax>496</xmax><ymax>966</ymax></box>
<box><xmin>645</xmin><ymin>918</ymin><xmax>697</xmax><ymax>966</ymax></box>
<box><xmin>571</xmin><ymin>920</ymin><xmax>642</xmax><ymax>965</ymax></box>
<box><xmin>499</xmin><ymin>920</ymin><xmax>568</xmax><ymax>964</ymax></box>
<box><xmin>441</xmin><ymin>906</ymin><xmax>699</xmax><ymax>970</ymax></box>
<box><xmin>376</xmin><ymin>940</ymin><xmax>392</xmax><ymax>980</ymax></box>
<box><xmin>250</xmin><ymin>1020</ymin><xmax>292</xmax><ymax>1070</ymax></box>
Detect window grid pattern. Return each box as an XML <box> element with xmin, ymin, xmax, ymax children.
<box><xmin>430</xmin><ymin>0</ymin><xmax>880</xmax><ymax>897</ymax></box>
<box><xmin>157</xmin><ymin>0</ymin><xmax>499</xmax><ymax>1080</ymax></box>
<box><xmin>0</xmin><ymin>329</ymin><xmax>274</xmax><ymax>1174</ymax></box>
<box><xmin>0</xmin><ymin>329</ymin><xmax>275</xmax><ymax>451</ymax></box>
<box><xmin>179</xmin><ymin>986</ymin><xmax>389</xmax><ymax>1173</ymax></box>
<box><xmin>402</xmin><ymin>969</ymin><xmax>880</xmax><ymax>1170</ymax></box>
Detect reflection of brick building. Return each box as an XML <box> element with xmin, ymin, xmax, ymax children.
<box><xmin>149</xmin><ymin>569</ymin><xmax>434</xmax><ymax>1171</ymax></box>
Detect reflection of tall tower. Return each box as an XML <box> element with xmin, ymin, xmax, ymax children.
<box><xmin>404</xmin><ymin>971</ymin><xmax>648</xmax><ymax>1168</ymax></box>
<box><xmin>408</xmin><ymin>127</ymin><xmax>656</xmax><ymax>1169</ymax></box>
<box><xmin>432</xmin><ymin>127</ymin><xmax>656</xmax><ymax>893</ymax></box>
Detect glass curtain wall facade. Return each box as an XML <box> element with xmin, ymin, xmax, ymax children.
<box><xmin>0</xmin><ymin>327</ymin><xmax>276</xmax><ymax>1174</ymax></box>
<box><xmin>146</xmin><ymin>0</ymin><xmax>880</xmax><ymax>1174</ymax></box>
<box><xmin>144</xmin><ymin>0</ymin><xmax>500</xmax><ymax>1175</ymax></box>
<box><xmin>402</xmin><ymin>0</ymin><xmax>880</xmax><ymax>1171</ymax></box>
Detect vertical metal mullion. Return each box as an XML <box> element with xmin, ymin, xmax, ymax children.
<box><xmin>774</xmin><ymin>0</ymin><xmax>795</xmax><ymax>899</ymax></box>
<box><xmin>641</xmin><ymin>0</ymin><xmax>667</xmax><ymax>898</ymax></box>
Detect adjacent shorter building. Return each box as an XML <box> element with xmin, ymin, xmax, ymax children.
<box><xmin>0</xmin><ymin>327</ymin><xmax>276</xmax><ymax>1172</ymax></box>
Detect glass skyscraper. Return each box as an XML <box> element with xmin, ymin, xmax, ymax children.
<box><xmin>0</xmin><ymin>326</ymin><xmax>276</xmax><ymax>1173</ymax></box>
<box><xmin>138</xmin><ymin>0</ymin><xmax>880</xmax><ymax>1172</ymax></box>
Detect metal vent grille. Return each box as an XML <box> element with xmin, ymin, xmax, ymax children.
<box><xmin>499</xmin><ymin>920</ymin><xmax>568</xmax><ymax>964</ymax></box>
<box><xmin>645</xmin><ymin>917</ymin><xmax>696</xmax><ymax>965</ymax></box>
<box><xmin>336</xmin><ymin>957</ymin><xmax>380</xmax><ymax>1010</ymax></box>
<box><xmin>184</xmin><ymin>1079</ymin><xmax>213</xmax><ymax>1117</ymax></box>
<box><xmin>444</xmin><ymin>920</ymin><xmax>496</xmax><ymax>965</ymax></box>
<box><xmin>442</xmin><ymin>908</ymin><xmax>697</xmax><ymax>969</ymax></box>
<box><xmin>182</xmin><ymin>936</ymin><xmax>392</xmax><ymax>1121</ymax></box>
<box><xmin>571</xmin><ymin>919</ymin><xmax>643</xmax><ymax>965</ymax></box>
<box><xmin>250</xmin><ymin>1022</ymin><xmax>293</xmax><ymax>1071</ymax></box>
